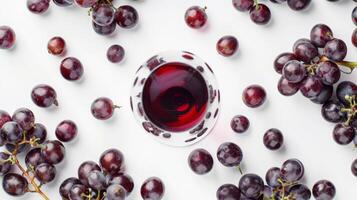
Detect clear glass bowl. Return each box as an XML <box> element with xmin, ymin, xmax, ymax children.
<box><xmin>130</xmin><ymin>51</ymin><xmax>220</xmax><ymax>146</ymax></box>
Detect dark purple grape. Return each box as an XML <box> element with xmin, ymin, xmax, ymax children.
<box><xmin>115</xmin><ymin>5</ymin><xmax>139</xmax><ymax>29</ymax></box>
<box><xmin>0</xmin><ymin>152</ymin><xmax>12</xmax><ymax>176</ymax></box>
<box><xmin>217</xmin><ymin>142</ymin><xmax>243</xmax><ymax>167</ymax></box>
<box><xmin>41</xmin><ymin>140</ymin><xmax>65</xmax><ymax>165</ymax></box>
<box><xmin>249</xmin><ymin>4</ymin><xmax>271</xmax><ymax>25</ymax></box>
<box><xmin>316</xmin><ymin>61</ymin><xmax>340</xmax><ymax>85</ymax></box>
<box><xmin>352</xmin><ymin>28</ymin><xmax>357</xmax><ymax>47</ymax></box>
<box><xmin>91</xmin><ymin>97</ymin><xmax>116</xmax><ymax>120</ymax></box>
<box><xmin>92</xmin><ymin>20</ymin><xmax>116</xmax><ymax>35</ymax></box>
<box><xmin>31</xmin><ymin>84</ymin><xmax>58</xmax><ymax>107</ymax></box>
<box><xmin>107</xmin><ymin>45</ymin><xmax>125</xmax><ymax>63</ymax></box>
<box><xmin>27</xmin><ymin>123</ymin><xmax>47</xmax><ymax>144</ymax></box>
<box><xmin>47</xmin><ymin>36</ymin><xmax>66</xmax><ymax>55</ymax></box>
<box><xmin>312</xmin><ymin>180</ymin><xmax>336</xmax><ymax>200</ymax></box>
<box><xmin>60</xmin><ymin>57</ymin><xmax>84</xmax><ymax>81</ymax></box>
<box><xmin>230</xmin><ymin>115</ymin><xmax>250</xmax><ymax>134</ymax></box>
<box><xmin>287</xmin><ymin>0</ymin><xmax>311</xmax><ymax>11</ymax></box>
<box><xmin>332</xmin><ymin>123</ymin><xmax>355</xmax><ymax>145</ymax></box>
<box><xmin>184</xmin><ymin>6</ymin><xmax>207</xmax><ymax>29</ymax></box>
<box><xmin>74</xmin><ymin>0</ymin><xmax>96</xmax><ymax>8</ymax></box>
<box><xmin>352</xmin><ymin>7</ymin><xmax>357</xmax><ymax>26</ymax></box>
<box><xmin>92</xmin><ymin>4</ymin><xmax>115</xmax><ymax>26</ymax></box>
<box><xmin>59</xmin><ymin>177</ymin><xmax>81</xmax><ymax>199</ymax></box>
<box><xmin>289</xmin><ymin>184</ymin><xmax>311</xmax><ymax>200</ymax></box>
<box><xmin>100</xmin><ymin>149</ymin><xmax>124</xmax><ymax>175</ymax></box>
<box><xmin>336</xmin><ymin>81</ymin><xmax>357</xmax><ymax>106</ymax></box>
<box><xmin>53</xmin><ymin>0</ymin><xmax>74</xmax><ymax>7</ymax></box>
<box><xmin>263</xmin><ymin>185</ymin><xmax>273</xmax><ymax>199</ymax></box>
<box><xmin>265</xmin><ymin>167</ymin><xmax>281</xmax><ymax>187</ymax></box>
<box><xmin>242</xmin><ymin>84</ymin><xmax>266</xmax><ymax>108</ymax></box>
<box><xmin>277</xmin><ymin>77</ymin><xmax>300</xmax><ymax>96</ymax></box>
<box><xmin>55</xmin><ymin>120</ymin><xmax>77</xmax><ymax>142</ymax></box>
<box><xmin>300</xmin><ymin>76</ymin><xmax>323</xmax><ymax>98</ymax></box>
<box><xmin>351</xmin><ymin>159</ymin><xmax>357</xmax><ymax>177</ymax></box>
<box><xmin>69</xmin><ymin>184</ymin><xmax>89</xmax><ymax>200</ymax></box>
<box><xmin>87</xmin><ymin>170</ymin><xmax>107</xmax><ymax>190</ymax></box>
<box><xmin>12</xmin><ymin>108</ymin><xmax>35</xmax><ymax>131</ymax></box>
<box><xmin>321</xmin><ymin>101</ymin><xmax>345</xmax><ymax>123</ymax></box>
<box><xmin>140</xmin><ymin>177</ymin><xmax>165</xmax><ymax>200</ymax></box>
<box><xmin>293</xmin><ymin>41</ymin><xmax>318</xmax><ymax>63</ymax></box>
<box><xmin>280</xmin><ymin>158</ymin><xmax>304</xmax><ymax>182</ymax></box>
<box><xmin>0</xmin><ymin>26</ymin><xmax>16</xmax><ymax>49</ymax></box>
<box><xmin>188</xmin><ymin>148</ymin><xmax>214</xmax><ymax>175</ymax></box>
<box><xmin>323</xmin><ymin>38</ymin><xmax>347</xmax><ymax>62</ymax></box>
<box><xmin>27</xmin><ymin>0</ymin><xmax>50</xmax><ymax>14</ymax></box>
<box><xmin>232</xmin><ymin>0</ymin><xmax>254</xmax><ymax>11</ymax></box>
<box><xmin>2</xmin><ymin>173</ymin><xmax>28</xmax><ymax>196</ymax></box>
<box><xmin>310</xmin><ymin>24</ymin><xmax>333</xmax><ymax>48</ymax></box>
<box><xmin>108</xmin><ymin>174</ymin><xmax>134</xmax><ymax>196</ymax></box>
<box><xmin>78</xmin><ymin>161</ymin><xmax>101</xmax><ymax>186</ymax></box>
<box><xmin>0</xmin><ymin>110</ymin><xmax>11</xmax><ymax>129</ymax></box>
<box><xmin>274</xmin><ymin>53</ymin><xmax>297</xmax><ymax>74</ymax></box>
<box><xmin>238</xmin><ymin>173</ymin><xmax>264</xmax><ymax>199</ymax></box>
<box><xmin>106</xmin><ymin>184</ymin><xmax>126</xmax><ymax>200</ymax></box>
<box><xmin>282</xmin><ymin>60</ymin><xmax>306</xmax><ymax>83</ymax></box>
<box><xmin>0</xmin><ymin>122</ymin><xmax>23</xmax><ymax>144</ymax></box>
<box><xmin>216</xmin><ymin>184</ymin><xmax>241</xmax><ymax>200</ymax></box>
<box><xmin>263</xmin><ymin>128</ymin><xmax>284</xmax><ymax>150</ymax></box>
<box><xmin>216</xmin><ymin>35</ymin><xmax>239</xmax><ymax>57</ymax></box>
<box><xmin>35</xmin><ymin>163</ymin><xmax>56</xmax><ymax>183</ymax></box>
<box><xmin>25</xmin><ymin>148</ymin><xmax>45</xmax><ymax>169</ymax></box>
<box><xmin>310</xmin><ymin>84</ymin><xmax>333</xmax><ymax>104</ymax></box>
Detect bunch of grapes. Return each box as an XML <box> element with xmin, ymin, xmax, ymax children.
<box><xmin>232</xmin><ymin>0</ymin><xmax>311</xmax><ymax>25</ymax></box>
<box><xmin>0</xmin><ymin>108</ymin><xmax>66</xmax><ymax>200</ymax></box>
<box><xmin>274</xmin><ymin>23</ymin><xmax>357</xmax><ymax>175</ymax></box>
<box><xmin>26</xmin><ymin>0</ymin><xmax>139</xmax><ymax>36</ymax></box>
<box><xmin>59</xmin><ymin>148</ymin><xmax>135</xmax><ymax>200</ymax></box>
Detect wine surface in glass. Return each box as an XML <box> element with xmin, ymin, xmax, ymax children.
<box><xmin>142</xmin><ymin>62</ymin><xmax>208</xmax><ymax>132</ymax></box>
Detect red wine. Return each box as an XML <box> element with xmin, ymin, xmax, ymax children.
<box><xmin>142</xmin><ymin>62</ymin><xmax>208</xmax><ymax>132</ymax></box>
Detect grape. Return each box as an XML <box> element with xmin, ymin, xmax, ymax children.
<box><xmin>188</xmin><ymin>148</ymin><xmax>214</xmax><ymax>175</ymax></box>
<box><xmin>99</xmin><ymin>149</ymin><xmax>124</xmax><ymax>175</ymax></box>
<box><xmin>27</xmin><ymin>123</ymin><xmax>47</xmax><ymax>144</ymax></box>
<box><xmin>299</xmin><ymin>76</ymin><xmax>323</xmax><ymax>98</ymax></box>
<box><xmin>87</xmin><ymin>170</ymin><xmax>107</xmax><ymax>191</ymax></box>
<box><xmin>55</xmin><ymin>120</ymin><xmax>78</xmax><ymax>142</ymax></box>
<box><xmin>310</xmin><ymin>84</ymin><xmax>333</xmax><ymax>104</ymax></box>
<box><xmin>336</xmin><ymin>81</ymin><xmax>357</xmax><ymax>106</ymax></box>
<box><xmin>287</xmin><ymin>0</ymin><xmax>311</xmax><ymax>11</ymax></box>
<box><xmin>263</xmin><ymin>128</ymin><xmax>284</xmax><ymax>150</ymax></box>
<box><xmin>316</xmin><ymin>61</ymin><xmax>340</xmax><ymax>85</ymax></box>
<box><xmin>27</xmin><ymin>0</ymin><xmax>50</xmax><ymax>14</ymax></box>
<box><xmin>41</xmin><ymin>140</ymin><xmax>65</xmax><ymax>165</ymax></box>
<box><xmin>0</xmin><ymin>152</ymin><xmax>12</xmax><ymax>176</ymax></box>
<box><xmin>107</xmin><ymin>173</ymin><xmax>134</xmax><ymax>196</ymax></box>
<box><xmin>310</xmin><ymin>24</ymin><xmax>333</xmax><ymax>48</ymax></box>
<box><xmin>2</xmin><ymin>173</ymin><xmax>28</xmax><ymax>196</ymax></box>
<box><xmin>232</xmin><ymin>0</ymin><xmax>254</xmax><ymax>11</ymax></box>
<box><xmin>115</xmin><ymin>5</ymin><xmax>139</xmax><ymax>29</ymax></box>
<box><xmin>78</xmin><ymin>161</ymin><xmax>101</xmax><ymax>186</ymax></box>
<box><xmin>249</xmin><ymin>4</ymin><xmax>271</xmax><ymax>25</ymax></box>
<box><xmin>238</xmin><ymin>173</ymin><xmax>264</xmax><ymax>199</ymax></box>
<box><xmin>277</xmin><ymin>77</ymin><xmax>300</xmax><ymax>96</ymax></box>
<box><xmin>92</xmin><ymin>20</ymin><xmax>116</xmax><ymax>35</ymax></box>
<box><xmin>312</xmin><ymin>180</ymin><xmax>336</xmax><ymax>200</ymax></box>
<box><xmin>59</xmin><ymin>177</ymin><xmax>81</xmax><ymax>199</ymax></box>
<box><xmin>216</xmin><ymin>184</ymin><xmax>241</xmax><ymax>200</ymax></box>
<box><xmin>35</xmin><ymin>163</ymin><xmax>56</xmax><ymax>183</ymax></box>
<box><xmin>265</xmin><ymin>167</ymin><xmax>281</xmax><ymax>187</ymax></box>
<box><xmin>140</xmin><ymin>177</ymin><xmax>165</xmax><ymax>200</ymax></box>
<box><xmin>332</xmin><ymin>123</ymin><xmax>355</xmax><ymax>145</ymax></box>
<box><xmin>106</xmin><ymin>184</ymin><xmax>126</xmax><ymax>200</ymax></box>
<box><xmin>12</xmin><ymin>108</ymin><xmax>35</xmax><ymax>131</ymax></box>
<box><xmin>282</xmin><ymin>60</ymin><xmax>306</xmax><ymax>83</ymax></box>
<box><xmin>69</xmin><ymin>184</ymin><xmax>89</xmax><ymax>200</ymax></box>
<box><xmin>53</xmin><ymin>0</ymin><xmax>74</xmax><ymax>7</ymax></box>
<box><xmin>280</xmin><ymin>158</ymin><xmax>304</xmax><ymax>182</ymax></box>
<box><xmin>92</xmin><ymin>4</ymin><xmax>115</xmax><ymax>26</ymax></box>
<box><xmin>0</xmin><ymin>122</ymin><xmax>23</xmax><ymax>144</ymax></box>
<box><xmin>274</xmin><ymin>52</ymin><xmax>297</xmax><ymax>74</ymax></box>
<box><xmin>217</xmin><ymin>142</ymin><xmax>243</xmax><ymax>167</ymax></box>
<box><xmin>323</xmin><ymin>38</ymin><xmax>347</xmax><ymax>62</ymax></box>
<box><xmin>293</xmin><ymin>41</ymin><xmax>318</xmax><ymax>63</ymax></box>
<box><xmin>321</xmin><ymin>101</ymin><xmax>345</xmax><ymax>123</ymax></box>
<box><xmin>289</xmin><ymin>184</ymin><xmax>311</xmax><ymax>200</ymax></box>
<box><xmin>0</xmin><ymin>26</ymin><xmax>16</xmax><ymax>49</ymax></box>
<box><xmin>25</xmin><ymin>148</ymin><xmax>45</xmax><ymax>169</ymax></box>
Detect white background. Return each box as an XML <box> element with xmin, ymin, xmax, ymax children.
<box><xmin>1</xmin><ymin>0</ymin><xmax>357</xmax><ymax>199</ymax></box>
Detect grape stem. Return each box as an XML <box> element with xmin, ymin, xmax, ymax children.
<box><xmin>13</xmin><ymin>156</ymin><xmax>50</xmax><ymax>200</ymax></box>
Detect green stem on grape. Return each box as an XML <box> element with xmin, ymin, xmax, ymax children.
<box><xmin>237</xmin><ymin>165</ymin><xmax>243</xmax><ymax>175</ymax></box>
<box><xmin>113</xmin><ymin>105</ymin><xmax>122</xmax><ymax>109</ymax></box>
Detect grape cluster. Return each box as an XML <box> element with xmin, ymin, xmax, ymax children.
<box><xmin>216</xmin><ymin>158</ymin><xmax>335</xmax><ymax>200</ymax></box>
<box><xmin>60</xmin><ymin>148</ymin><xmax>165</xmax><ymax>200</ymax></box>
<box><xmin>26</xmin><ymin>0</ymin><xmax>139</xmax><ymax>36</ymax></box>
<box><xmin>274</xmin><ymin>23</ymin><xmax>357</xmax><ymax>176</ymax></box>
<box><xmin>0</xmin><ymin>108</ymin><xmax>69</xmax><ymax>199</ymax></box>
<box><xmin>232</xmin><ymin>0</ymin><xmax>311</xmax><ymax>25</ymax></box>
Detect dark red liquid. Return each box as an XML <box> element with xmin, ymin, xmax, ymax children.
<box><xmin>142</xmin><ymin>62</ymin><xmax>208</xmax><ymax>132</ymax></box>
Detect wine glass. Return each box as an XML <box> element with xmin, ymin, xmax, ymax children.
<box><xmin>130</xmin><ymin>51</ymin><xmax>220</xmax><ymax>146</ymax></box>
